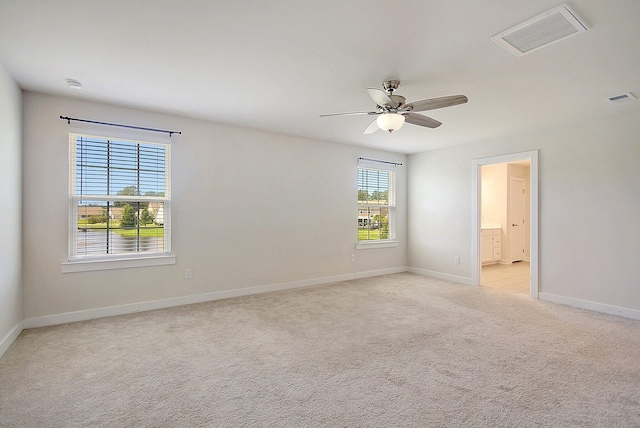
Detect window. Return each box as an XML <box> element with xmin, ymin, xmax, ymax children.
<box><xmin>357</xmin><ymin>167</ymin><xmax>396</xmax><ymax>245</ymax></box>
<box><xmin>68</xmin><ymin>133</ymin><xmax>171</xmax><ymax>263</ymax></box>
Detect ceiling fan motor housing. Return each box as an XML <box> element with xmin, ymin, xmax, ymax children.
<box><xmin>389</xmin><ymin>95</ymin><xmax>405</xmax><ymax>109</ymax></box>
<box><xmin>383</xmin><ymin>80</ymin><xmax>400</xmax><ymax>93</ymax></box>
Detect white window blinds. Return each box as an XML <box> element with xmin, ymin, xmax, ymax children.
<box><xmin>69</xmin><ymin>134</ymin><xmax>171</xmax><ymax>259</ymax></box>
<box><xmin>357</xmin><ymin>167</ymin><xmax>396</xmax><ymax>242</ymax></box>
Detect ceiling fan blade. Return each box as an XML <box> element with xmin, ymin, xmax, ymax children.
<box><xmin>363</xmin><ymin>119</ymin><xmax>379</xmax><ymax>134</ymax></box>
<box><xmin>403</xmin><ymin>113</ymin><xmax>442</xmax><ymax>128</ymax></box>
<box><xmin>319</xmin><ymin>111</ymin><xmax>377</xmax><ymax>117</ymax></box>
<box><xmin>404</xmin><ymin>95</ymin><xmax>468</xmax><ymax>112</ymax></box>
<box><xmin>367</xmin><ymin>88</ymin><xmax>397</xmax><ymax>108</ymax></box>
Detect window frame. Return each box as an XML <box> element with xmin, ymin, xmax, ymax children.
<box><xmin>63</xmin><ymin>131</ymin><xmax>175</xmax><ymax>272</ymax></box>
<box><xmin>356</xmin><ymin>164</ymin><xmax>398</xmax><ymax>250</ymax></box>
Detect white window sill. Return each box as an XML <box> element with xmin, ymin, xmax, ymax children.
<box><xmin>356</xmin><ymin>240</ymin><xmax>399</xmax><ymax>250</ymax></box>
<box><xmin>62</xmin><ymin>254</ymin><xmax>176</xmax><ymax>273</ymax></box>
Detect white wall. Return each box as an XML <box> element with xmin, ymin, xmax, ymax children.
<box><xmin>0</xmin><ymin>64</ymin><xmax>22</xmax><ymax>353</ymax></box>
<box><xmin>21</xmin><ymin>92</ymin><xmax>407</xmax><ymax>320</ymax></box>
<box><xmin>408</xmin><ymin>108</ymin><xmax>640</xmax><ymax>314</ymax></box>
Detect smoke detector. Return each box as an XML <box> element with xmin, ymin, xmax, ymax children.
<box><xmin>492</xmin><ymin>4</ymin><xmax>588</xmax><ymax>56</ymax></box>
<box><xmin>66</xmin><ymin>79</ymin><xmax>83</xmax><ymax>89</ymax></box>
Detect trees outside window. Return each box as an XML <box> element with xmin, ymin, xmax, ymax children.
<box><xmin>357</xmin><ymin>167</ymin><xmax>396</xmax><ymax>242</ymax></box>
<box><xmin>120</xmin><ymin>203</ymin><xmax>137</xmax><ymax>228</ymax></box>
<box><xmin>140</xmin><ymin>208</ymin><xmax>155</xmax><ymax>226</ymax></box>
<box><xmin>69</xmin><ymin>134</ymin><xmax>171</xmax><ymax>259</ymax></box>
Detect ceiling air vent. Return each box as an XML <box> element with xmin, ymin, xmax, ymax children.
<box><xmin>492</xmin><ymin>4</ymin><xmax>588</xmax><ymax>56</ymax></box>
<box><xmin>607</xmin><ymin>93</ymin><xmax>637</xmax><ymax>104</ymax></box>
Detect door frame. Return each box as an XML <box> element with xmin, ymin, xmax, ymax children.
<box><xmin>471</xmin><ymin>151</ymin><xmax>539</xmax><ymax>298</ymax></box>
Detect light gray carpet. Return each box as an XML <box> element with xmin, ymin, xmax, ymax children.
<box><xmin>1</xmin><ymin>273</ymin><xmax>639</xmax><ymax>427</ymax></box>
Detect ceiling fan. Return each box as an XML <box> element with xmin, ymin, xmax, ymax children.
<box><xmin>320</xmin><ymin>80</ymin><xmax>468</xmax><ymax>134</ymax></box>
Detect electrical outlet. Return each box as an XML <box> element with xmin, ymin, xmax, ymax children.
<box><xmin>351</xmin><ymin>254</ymin><xmax>356</xmax><ymax>262</ymax></box>
<box><xmin>454</xmin><ymin>256</ymin><xmax>461</xmax><ymax>265</ymax></box>
<box><xmin>185</xmin><ymin>269</ymin><xmax>193</xmax><ymax>279</ymax></box>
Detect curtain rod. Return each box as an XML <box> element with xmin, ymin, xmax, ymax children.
<box><xmin>358</xmin><ymin>157</ymin><xmax>403</xmax><ymax>166</ymax></box>
<box><xmin>60</xmin><ymin>116</ymin><xmax>182</xmax><ymax>137</ymax></box>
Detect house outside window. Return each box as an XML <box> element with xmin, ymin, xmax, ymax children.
<box><xmin>68</xmin><ymin>133</ymin><xmax>171</xmax><ymax>262</ymax></box>
<box><xmin>357</xmin><ymin>166</ymin><xmax>396</xmax><ymax>245</ymax></box>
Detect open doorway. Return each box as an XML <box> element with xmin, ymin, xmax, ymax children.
<box><xmin>482</xmin><ymin>261</ymin><xmax>530</xmax><ymax>294</ymax></box>
<box><xmin>480</xmin><ymin>162</ymin><xmax>530</xmax><ymax>293</ymax></box>
<box><xmin>471</xmin><ymin>151</ymin><xmax>538</xmax><ymax>298</ymax></box>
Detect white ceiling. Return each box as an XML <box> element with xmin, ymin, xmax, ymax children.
<box><xmin>1</xmin><ymin>1</ymin><xmax>638</xmax><ymax>154</ymax></box>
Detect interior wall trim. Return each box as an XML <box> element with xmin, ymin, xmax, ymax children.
<box><xmin>408</xmin><ymin>267</ymin><xmax>474</xmax><ymax>285</ymax></box>
<box><xmin>471</xmin><ymin>150</ymin><xmax>539</xmax><ymax>298</ymax></box>
<box><xmin>21</xmin><ymin>267</ymin><xmax>409</xmax><ymax>330</ymax></box>
<box><xmin>0</xmin><ymin>321</ymin><xmax>24</xmax><ymax>359</ymax></box>
<box><xmin>539</xmin><ymin>292</ymin><xmax>640</xmax><ymax>321</ymax></box>
<box><xmin>408</xmin><ymin>267</ymin><xmax>640</xmax><ymax>320</ymax></box>
<box><xmin>355</xmin><ymin>267</ymin><xmax>408</xmax><ymax>279</ymax></box>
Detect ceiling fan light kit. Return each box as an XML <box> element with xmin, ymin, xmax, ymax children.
<box><xmin>320</xmin><ymin>80</ymin><xmax>467</xmax><ymax>134</ymax></box>
<box><xmin>377</xmin><ymin>113</ymin><xmax>405</xmax><ymax>133</ymax></box>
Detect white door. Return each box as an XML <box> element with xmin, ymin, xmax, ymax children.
<box><xmin>509</xmin><ymin>177</ymin><xmax>526</xmax><ymax>262</ymax></box>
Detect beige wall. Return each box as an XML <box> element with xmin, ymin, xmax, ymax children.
<box><xmin>12</xmin><ymin>88</ymin><xmax>640</xmax><ymax>326</ymax></box>
<box><xmin>0</xmin><ymin>64</ymin><xmax>22</xmax><ymax>348</ymax></box>
<box><xmin>481</xmin><ymin>163</ymin><xmax>531</xmax><ymax>262</ymax></box>
<box><xmin>408</xmin><ymin>109</ymin><xmax>640</xmax><ymax>313</ymax></box>
<box><xmin>21</xmin><ymin>92</ymin><xmax>407</xmax><ymax>320</ymax></box>
<box><xmin>481</xmin><ymin>163</ymin><xmax>508</xmax><ymax>230</ymax></box>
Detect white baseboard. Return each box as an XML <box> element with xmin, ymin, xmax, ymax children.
<box><xmin>355</xmin><ymin>266</ymin><xmax>408</xmax><ymax>279</ymax></box>
<box><xmin>0</xmin><ymin>321</ymin><xmax>24</xmax><ymax>359</ymax></box>
<box><xmin>13</xmin><ymin>269</ymin><xmax>640</xmax><ymax>346</ymax></box>
<box><xmin>539</xmin><ymin>292</ymin><xmax>640</xmax><ymax>320</ymax></box>
<box><xmin>407</xmin><ymin>267</ymin><xmax>474</xmax><ymax>286</ymax></box>
<box><xmin>22</xmin><ymin>267</ymin><xmax>409</xmax><ymax>329</ymax></box>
